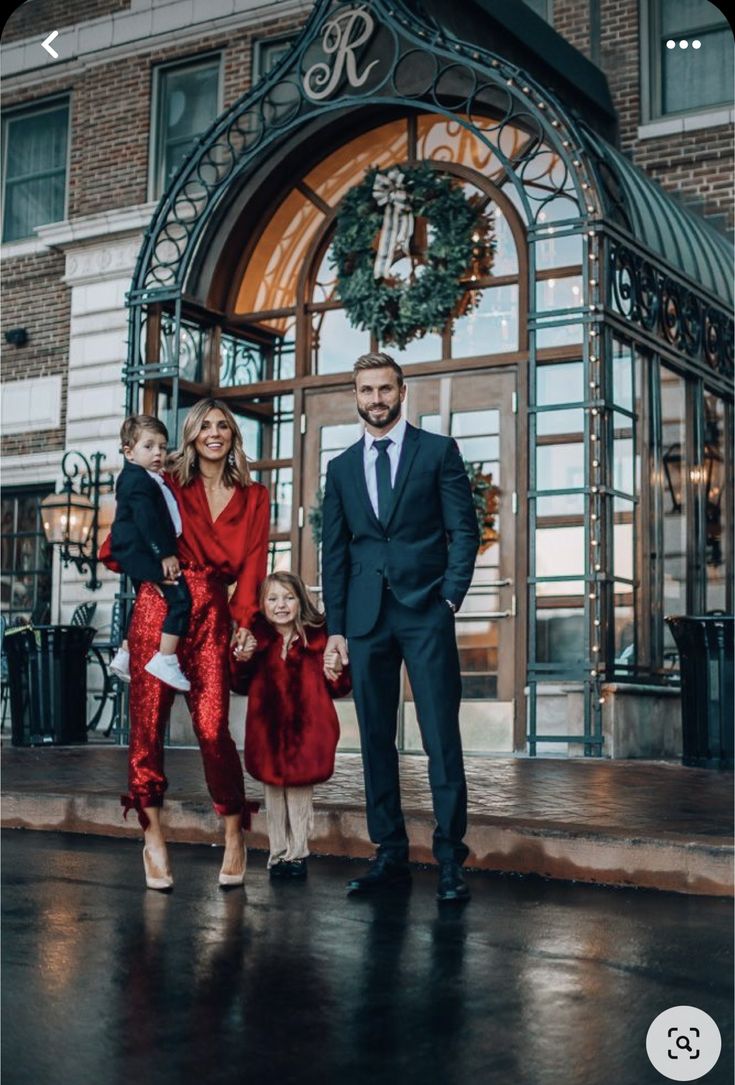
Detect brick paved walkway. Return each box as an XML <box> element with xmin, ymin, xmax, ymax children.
<box><xmin>2</xmin><ymin>744</ymin><xmax>733</xmax><ymax>895</ymax></box>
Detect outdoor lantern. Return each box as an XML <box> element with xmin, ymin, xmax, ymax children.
<box><xmin>662</xmin><ymin>426</ymin><xmax>724</xmax><ymax>565</ymax></box>
<box><xmin>662</xmin><ymin>441</ymin><xmax>684</xmax><ymax>513</ymax></box>
<box><xmin>703</xmin><ymin>417</ymin><xmax>725</xmax><ymax>567</ymax></box>
<box><xmin>40</xmin><ymin>450</ymin><xmax>115</xmax><ymax>591</ymax></box>
<box><xmin>41</xmin><ymin>488</ymin><xmax>94</xmax><ymax>546</ymax></box>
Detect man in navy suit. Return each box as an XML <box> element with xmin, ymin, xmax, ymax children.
<box><xmin>322</xmin><ymin>353</ymin><xmax>479</xmax><ymax>902</ymax></box>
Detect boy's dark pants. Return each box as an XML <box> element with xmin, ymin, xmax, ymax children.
<box><xmin>127</xmin><ymin>577</ymin><xmax>192</xmax><ymax>639</ymax></box>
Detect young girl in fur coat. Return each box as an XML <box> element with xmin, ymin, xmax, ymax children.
<box><xmin>231</xmin><ymin>571</ymin><xmax>351</xmax><ymax>879</ymax></box>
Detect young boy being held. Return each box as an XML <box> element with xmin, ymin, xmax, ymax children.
<box><xmin>109</xmin><ymin>415</ymin><xmax>191</xmax><ymax>691</ymax></box>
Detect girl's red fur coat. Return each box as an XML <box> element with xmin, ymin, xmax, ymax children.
<box><xmin>231</xmin><ymin>615</ymin><xmax>351</xmax><ymax>788</ymax></box>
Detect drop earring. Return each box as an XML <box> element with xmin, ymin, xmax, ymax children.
<box><xmin>228</xmin><ymin>450</ymin><xmax>236</xmax><ymax>466</ymax></box>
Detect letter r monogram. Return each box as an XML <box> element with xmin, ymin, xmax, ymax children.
<box><xmin>303</xmin><ymin>7</ymin><xmax>380</xmax><ymax>101</ymax></box>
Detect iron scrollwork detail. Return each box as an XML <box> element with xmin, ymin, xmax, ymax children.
<box><xmin>610</xmin><ymin>241</ymin><xmax>732</xmax><ymax>377</ymax></box>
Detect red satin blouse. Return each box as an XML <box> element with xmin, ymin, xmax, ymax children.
<box><xmin>164</xmin><ymin>474</ymin><xmax>270</xmax><ymax>630</ymax></box>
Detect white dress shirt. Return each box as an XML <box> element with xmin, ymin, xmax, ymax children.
<box><xmin>363</xmin><ymin>416</ymin><xmax>407</xmax><ymax>519</ymax></box>
<box><xmin>147</xmin><ymin>470</ymin><xmax>182</xmax><ymax>537</ymax></box>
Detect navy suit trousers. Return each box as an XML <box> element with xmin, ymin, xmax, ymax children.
<box><xmin>347</xmin><ymin>586</ymin><xmax>469</xmax><ymax>864</ymax></box>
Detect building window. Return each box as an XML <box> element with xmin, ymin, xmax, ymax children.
<box><xmin>252</xmin><ymin>34</ymin><xmax>297</xmax><ymax>83</ymax></box>
<box><xmin>1</xmin><ymin>487</ymin><xmax>53</xmax><ymax>625</ymax></box>
<box><xmin>1</xmin><ymin>99</ymin><xmax>68</xmax><ymax>243</ymax></box>
<box><xmin>151</xmin><ymin>56</ymin><xmax>221</xmax><ymax>199</ymax></box>
<box><xmin>645</xmin><ymin>0</ymin><xmax>733</xmax><ymax>118</ymax></box>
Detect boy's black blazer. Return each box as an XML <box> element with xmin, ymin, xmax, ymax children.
<box><xmin>110</xmin><ymin>460</ymin><xmax>178</xmax><ymax>582</ymax></box>
<box><xmin>321</xmin><ymin>423</ymin><xmax>479</xmax><ymax>638</ymax></box>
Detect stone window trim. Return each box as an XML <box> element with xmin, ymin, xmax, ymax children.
<box><xmin>637</xmin><ymin>106</ymin><xmax>735</xmax><ymax>141</ymax></box>
<box><xmin>148</xmin><ymin>51</ymin><xmax>223</xmax><ymax>203</ymax></box>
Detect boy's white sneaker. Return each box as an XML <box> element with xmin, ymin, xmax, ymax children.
<box><xmin>110</xmin><ymin>648</ymin><xmax>131</xmax><ymax>683</ymax></box>
<box><xmin>144</xmin><ymin>652</ymin><xmax>191</xmax><ymax>691</ymax></box>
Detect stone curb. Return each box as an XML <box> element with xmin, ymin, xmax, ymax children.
<box><xmin>2</xmin><ymin>790</ymin><xmax>732</xmax><ymax>897</ymax></box>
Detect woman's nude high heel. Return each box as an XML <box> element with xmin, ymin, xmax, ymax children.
<box><xmin>143</xmin><ymin>845</ymin><xmax>174</xmax><ymax>891</ymax></box>
<box><xmin>218</xmin><ymin>843</ymin><xmax>247</xmax><ymax>888</ymax></box>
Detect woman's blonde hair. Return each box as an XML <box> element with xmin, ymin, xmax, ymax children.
<box><xmin>259</xmin><ymin>571</ymin><xmax>324</xmax><ymax>645</ymax></box>
<box><xmin>169</xmin><ymin>398</ymin><xmax>251</xmax><ymax>487</ymax></box>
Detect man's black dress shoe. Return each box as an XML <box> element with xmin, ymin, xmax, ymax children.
<box><xmin>436</xmin><ymin>861</ymin><xmax>470</xmax><ymax>902</ymax></box>
<box><xmin>346</xmin><ymin>855</ymin><xmax>411</xmax><ymax>894</ymax></box>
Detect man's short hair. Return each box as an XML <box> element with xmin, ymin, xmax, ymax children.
<box><xmin>352</xmin><ymin>351</ymin><xmax>404</xmax><ymax>387</ymax></box>
<box><xmin>120</xmin><ymin>414</ymin><xmax>169</xmax><ymax>449</ymax></box>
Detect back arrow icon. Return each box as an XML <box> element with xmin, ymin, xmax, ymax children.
<box><xmin>41</xmin><ymin>31</ymin><xmax>59</xmax><ymax>58</ymax></box>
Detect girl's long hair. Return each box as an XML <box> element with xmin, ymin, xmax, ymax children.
<box><xmin>169</xmin><ymin>398</ymin><xmax>251</xmax><ymax>487</ymax></box>
<box><xmin>258</xmin><ymin>572</ymin><xmax>324</xmax><ymax>646</ymax></box>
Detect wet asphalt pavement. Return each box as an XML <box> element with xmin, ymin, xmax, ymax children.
<box><xmin>2</xmin><ymin>831</ymin><xmax>732</xmax><ymax>1085</ymax></box>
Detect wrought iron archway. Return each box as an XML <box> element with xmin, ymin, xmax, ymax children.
<box><xmin>124</xmin><ymin>0</ymin><xmax>733</xmax><ymax>756</ymax></box>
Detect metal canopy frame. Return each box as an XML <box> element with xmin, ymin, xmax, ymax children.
<box><xmin>125</xmin><ymin>0</ymin><xmax>733</xmax><ymax>756</ymax></box>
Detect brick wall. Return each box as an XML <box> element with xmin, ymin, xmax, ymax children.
<box><xmin>552</xmin><ymin>0</ymin><xmax>734</xmax><ymax>234</ymax></box>
<box><xmin>0</xmin><ymin>249</ymin><xmax>69</xmax><ymax>456</ymax></box>
<box><xmin>552</xmin><ymin>0</ymin><xmax>590</xmax><ymax>57</ymax></box>
<box><xmin>3</xmin><ymin>0</ymin><xmax>129</xmax><ymax>43</ymax></box>
<box><xmin>3</xmin><ymin>11</ymin><xmax>308</xmax><ymax>218</ymax></box>
<box><xmin>597</xmin><ymin>0</ymin><xmax>732</xmax><ymax>233</ymax></box>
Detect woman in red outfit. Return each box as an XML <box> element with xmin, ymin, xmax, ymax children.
<box><xmin>121</xmin><ymin>398</ymin><xmax>269</xmax><ymax>890</ymax></box>
<box><xmin>231</xmin><ymin>572</ymin><xmax>351</xmax><ymax>878</ymax></box>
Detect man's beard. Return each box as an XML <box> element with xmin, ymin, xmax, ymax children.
<box><xmin>357</xmin><ymin>399</ymin><xmax>402</xmax><ymax>430</ymax></box>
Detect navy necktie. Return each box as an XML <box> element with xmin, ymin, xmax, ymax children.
<box><xmin>374</xmin><ymin>437</ymin><xmax>393</xmax><ymax>524</ymax></box>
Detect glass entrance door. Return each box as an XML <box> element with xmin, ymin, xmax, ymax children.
<box><xmin>301</xmin><ymin>369</ymin><xmax>518</xmax><ymax>753</ymax></box>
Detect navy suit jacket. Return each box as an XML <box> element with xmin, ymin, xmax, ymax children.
<box><xmin>321</xmin><ymin>423</ymin><xmax>480</xmax><ymax>638</ymax></box>
<box><xmin>110</xmin><ymin>460</ymin><xmax>178</xmax><ymax>583</ymax></box>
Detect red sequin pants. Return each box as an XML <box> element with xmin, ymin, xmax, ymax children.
<box><xmin>122</xmin><ymin>568</ymin><xmax>254</xmax><ymax>830</ymax></box>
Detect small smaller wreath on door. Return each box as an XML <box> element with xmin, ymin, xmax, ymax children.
<box><xmin>330</xmin><ymin>164</ymin><xmax>495</xmax><ymax>349</ymax></box>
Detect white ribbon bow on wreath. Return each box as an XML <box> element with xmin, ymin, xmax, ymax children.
<box><xmin>372</xmin><ymin>168</ymin><xmax>414</xmax><ymax>280</ymax></box>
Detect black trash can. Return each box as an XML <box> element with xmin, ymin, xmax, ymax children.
<box><xmin>665</xmin><ymin>615</ymin><xmax>734</xmax><ymax>769</ymax></box>
<box><xmin>4</xmin><ymin>624</ymin><xmax>97</xmax><ymax>746</ymax></box>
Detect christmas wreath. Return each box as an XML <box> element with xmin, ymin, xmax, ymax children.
<box><xmin>465</xmin><ymin>462</ymin><xmax>500</xmax><ymax>554</ymax></box>
<box><xmin>330</xmin><ymin>164</ymin><xmax>494</xmax><ymax>349</ymax></box>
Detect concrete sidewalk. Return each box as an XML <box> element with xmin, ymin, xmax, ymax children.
<box><xmin>1</xmin><ymin>743</ymin><xmax>732</xmax><ymax>896</ymax></box>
